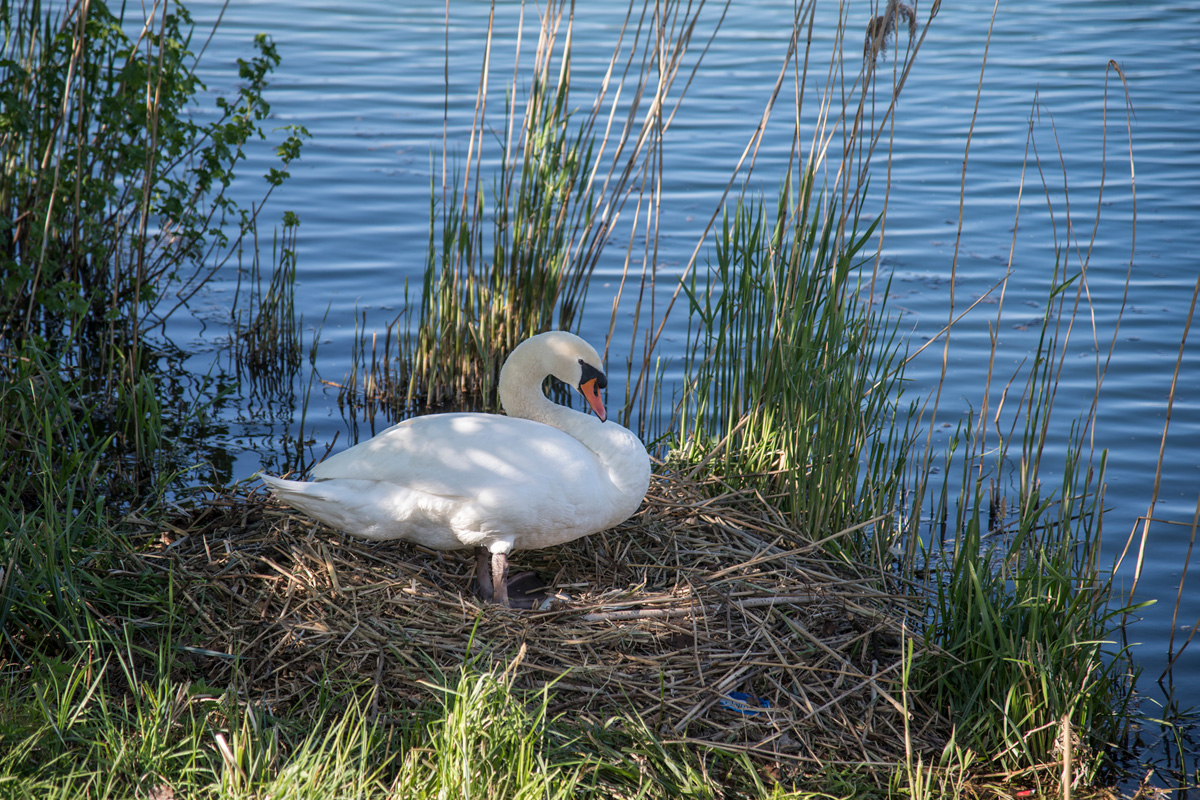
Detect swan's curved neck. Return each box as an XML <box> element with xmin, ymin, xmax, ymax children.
<box><xmin>499</xmin><ymin>335</ymin><xmax>648</xmax><ymax>508</ymax></box>
<box><xmin>499</xmin><ymin>342</ymin><xmax>583</xmax><ymax>429</ymax></box>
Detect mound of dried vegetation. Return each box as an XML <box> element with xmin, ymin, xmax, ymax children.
<box><xmin>138</xmin><ymin>469</ymin><xmax>947</xmax><ymax>778</ymax></box>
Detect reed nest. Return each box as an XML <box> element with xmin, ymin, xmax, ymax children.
<box><xmin>143</xmin><ymin>470</ymin><xmax>945</xmax><ymax>772</ymax></box>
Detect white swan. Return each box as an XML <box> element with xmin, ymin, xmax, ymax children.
<box><xmin>260</xmin><ymin>331</ymin><xmax>651</xmax><ymax>608</ymax></box>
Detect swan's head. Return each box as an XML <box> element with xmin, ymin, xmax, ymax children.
<box><xmin>502</xmin><ymin>331</ymin><xmax>609</xmax><ymax>423</ymax></box>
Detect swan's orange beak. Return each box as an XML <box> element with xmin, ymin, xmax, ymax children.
<box><xmin>579</xmin><ymin>377</ymin><xmax>607</xmax><ymax>423</ymax></box>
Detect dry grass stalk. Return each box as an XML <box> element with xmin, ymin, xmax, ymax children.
<box><xmin>139</xmin><ymin>470</ymin><xmax>946</xmax><ymax>773</ymax></box>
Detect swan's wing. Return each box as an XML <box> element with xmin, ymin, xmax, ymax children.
<box><xmin>309</xmin><ymin>413</ymin><xmax>597</xmax><ymax>499</ymax></box>
<box><xmin>261</xmin><ymin>474</ymin><xmax>483</xmax><ymax>547</ymax></box>
<box><xmin>268</xmin><ymin>411</ymin><xmax>648</xmax><ymax>551</ymax></box>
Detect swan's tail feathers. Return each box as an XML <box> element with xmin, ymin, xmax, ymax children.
<box><xmin>260</xmin><ymin>473</ymin><xmax>311</xmax><ymax>501</ymax></box>
<box><xmin>259</xmin><ymin>474</ymin><xmax>346</xmax><ymax>530</ymax></box>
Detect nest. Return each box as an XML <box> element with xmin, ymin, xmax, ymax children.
<box><xmin>144</xmin><ymin>470</ymin><xmax>944</xmax><ymax>772</ymax></box>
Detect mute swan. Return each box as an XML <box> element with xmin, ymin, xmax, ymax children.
<box><xmin>260</xmin><ymin>331</ymin><xmax>651</xmax><ymax>608</ymax></box>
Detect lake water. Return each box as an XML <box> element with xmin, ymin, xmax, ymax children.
<box><xmin>177</xmin><ymin>0</ymin><xmax>1200</xmax><ymax>779</ymax></box>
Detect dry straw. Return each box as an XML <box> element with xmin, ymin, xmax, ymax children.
<box><xmin>141</xmin><ymin>469</ymin><xmax>946</xmax><ymax>773</ymax></box>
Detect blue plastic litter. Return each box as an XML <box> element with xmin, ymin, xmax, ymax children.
<box><xmin>720</xmin><ymin>691</ymin><xmax>771</xmax><ymax>716</ymax></box>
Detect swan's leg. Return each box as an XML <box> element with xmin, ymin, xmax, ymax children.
<box><xmin>486</xmin><ymin>549</ymin><xmax>546</xmax><ymax>608</ymax></box>
<box><xmin>475</xmin><ymin>546</ymin><xmax>495</xmax><ymax>601</ymax></box>
<box><xmin>491</xmin><ymin>551</ymin><xmax>510</xmax><ymax>607</ymax></box>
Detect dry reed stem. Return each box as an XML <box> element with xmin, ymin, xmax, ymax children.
<box><xmin>136</xmin><ymin>471</ymin><xmax>945</xmax><ymax>771</ymax></box>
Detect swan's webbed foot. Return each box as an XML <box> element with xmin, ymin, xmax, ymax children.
<box><xmin>474</xmin><ymin>546</ymin><xmax>547</xmax><ymax>609</ymax></box>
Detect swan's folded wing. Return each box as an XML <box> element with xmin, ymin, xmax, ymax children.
<box><xmin>309</xmin><ymin>413</ymin><xmax>598</xmax><ymax>498</ymax></box>
<box><xmin>261</xmin><ymin>474</ymin><xmax>488</xmax><ymax>547</ymax></box>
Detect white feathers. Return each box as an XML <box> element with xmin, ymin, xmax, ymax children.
<box><xmin>260</xmin><ymin>331</ymin><xmax>651</xmax><ymax>562</ymax></box>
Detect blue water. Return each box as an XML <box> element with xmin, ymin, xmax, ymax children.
<box><xmin>178</xmin><ymin>0</ymin><xmax>1200</xmax><ymax>780</ymax></box>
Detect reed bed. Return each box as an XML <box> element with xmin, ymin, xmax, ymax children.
<box><xmin>139</xmin><ymin>470</ymin><xmax>943</xmax><ymax>777</ymax></box>
<box><xmin>231</xmin><ymin>215</ymin><xmax>304</xmax><ymax>394</ymax></box>
<box><xmin>392</xmin><ymin>0</ymin><xmax>720</xmax><ymax>415</ymax></box>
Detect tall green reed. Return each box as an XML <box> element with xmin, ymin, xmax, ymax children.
<box><xmin>398</xmin><ymin>0</ymin><xmax>724</xmax><ymax>414</ymax></box>
<box><xmin>232</xmin><ymin>211</ymin><xmax>303</xmax><ymax>393</ymax></box>
<box><xmin>650</xmin><ymin>0</ymin><xmax>934</xmax><ymax>562</ymax></box>
<box><xmin>663</xmin><ymin>0</ymin><xmax>1140</xmax><ymax>785</ymax></box>
<box><xmin>912</xmin><ymin>270</ymin><xmax>1135</xmax><ymax>784</ymax></box>
<box><xmin>904</xmin><ymin>49</ymin><xmax>1142</xmax><ymax>785</ymax></box>
<box><xmin>675</xmin><ymin>174</ymin><xmax>911</xmax><ymax>562</ymax></box>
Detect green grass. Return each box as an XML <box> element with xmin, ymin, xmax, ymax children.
<box><xmin>0</xmin><ymin>639</ymin><xmax>809</xmax><ymax>799</ymax></box>
<box><xmin>0</xmin><ymin>343</ymin><xmax>150</xmax><ymax>658</ymax></box>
